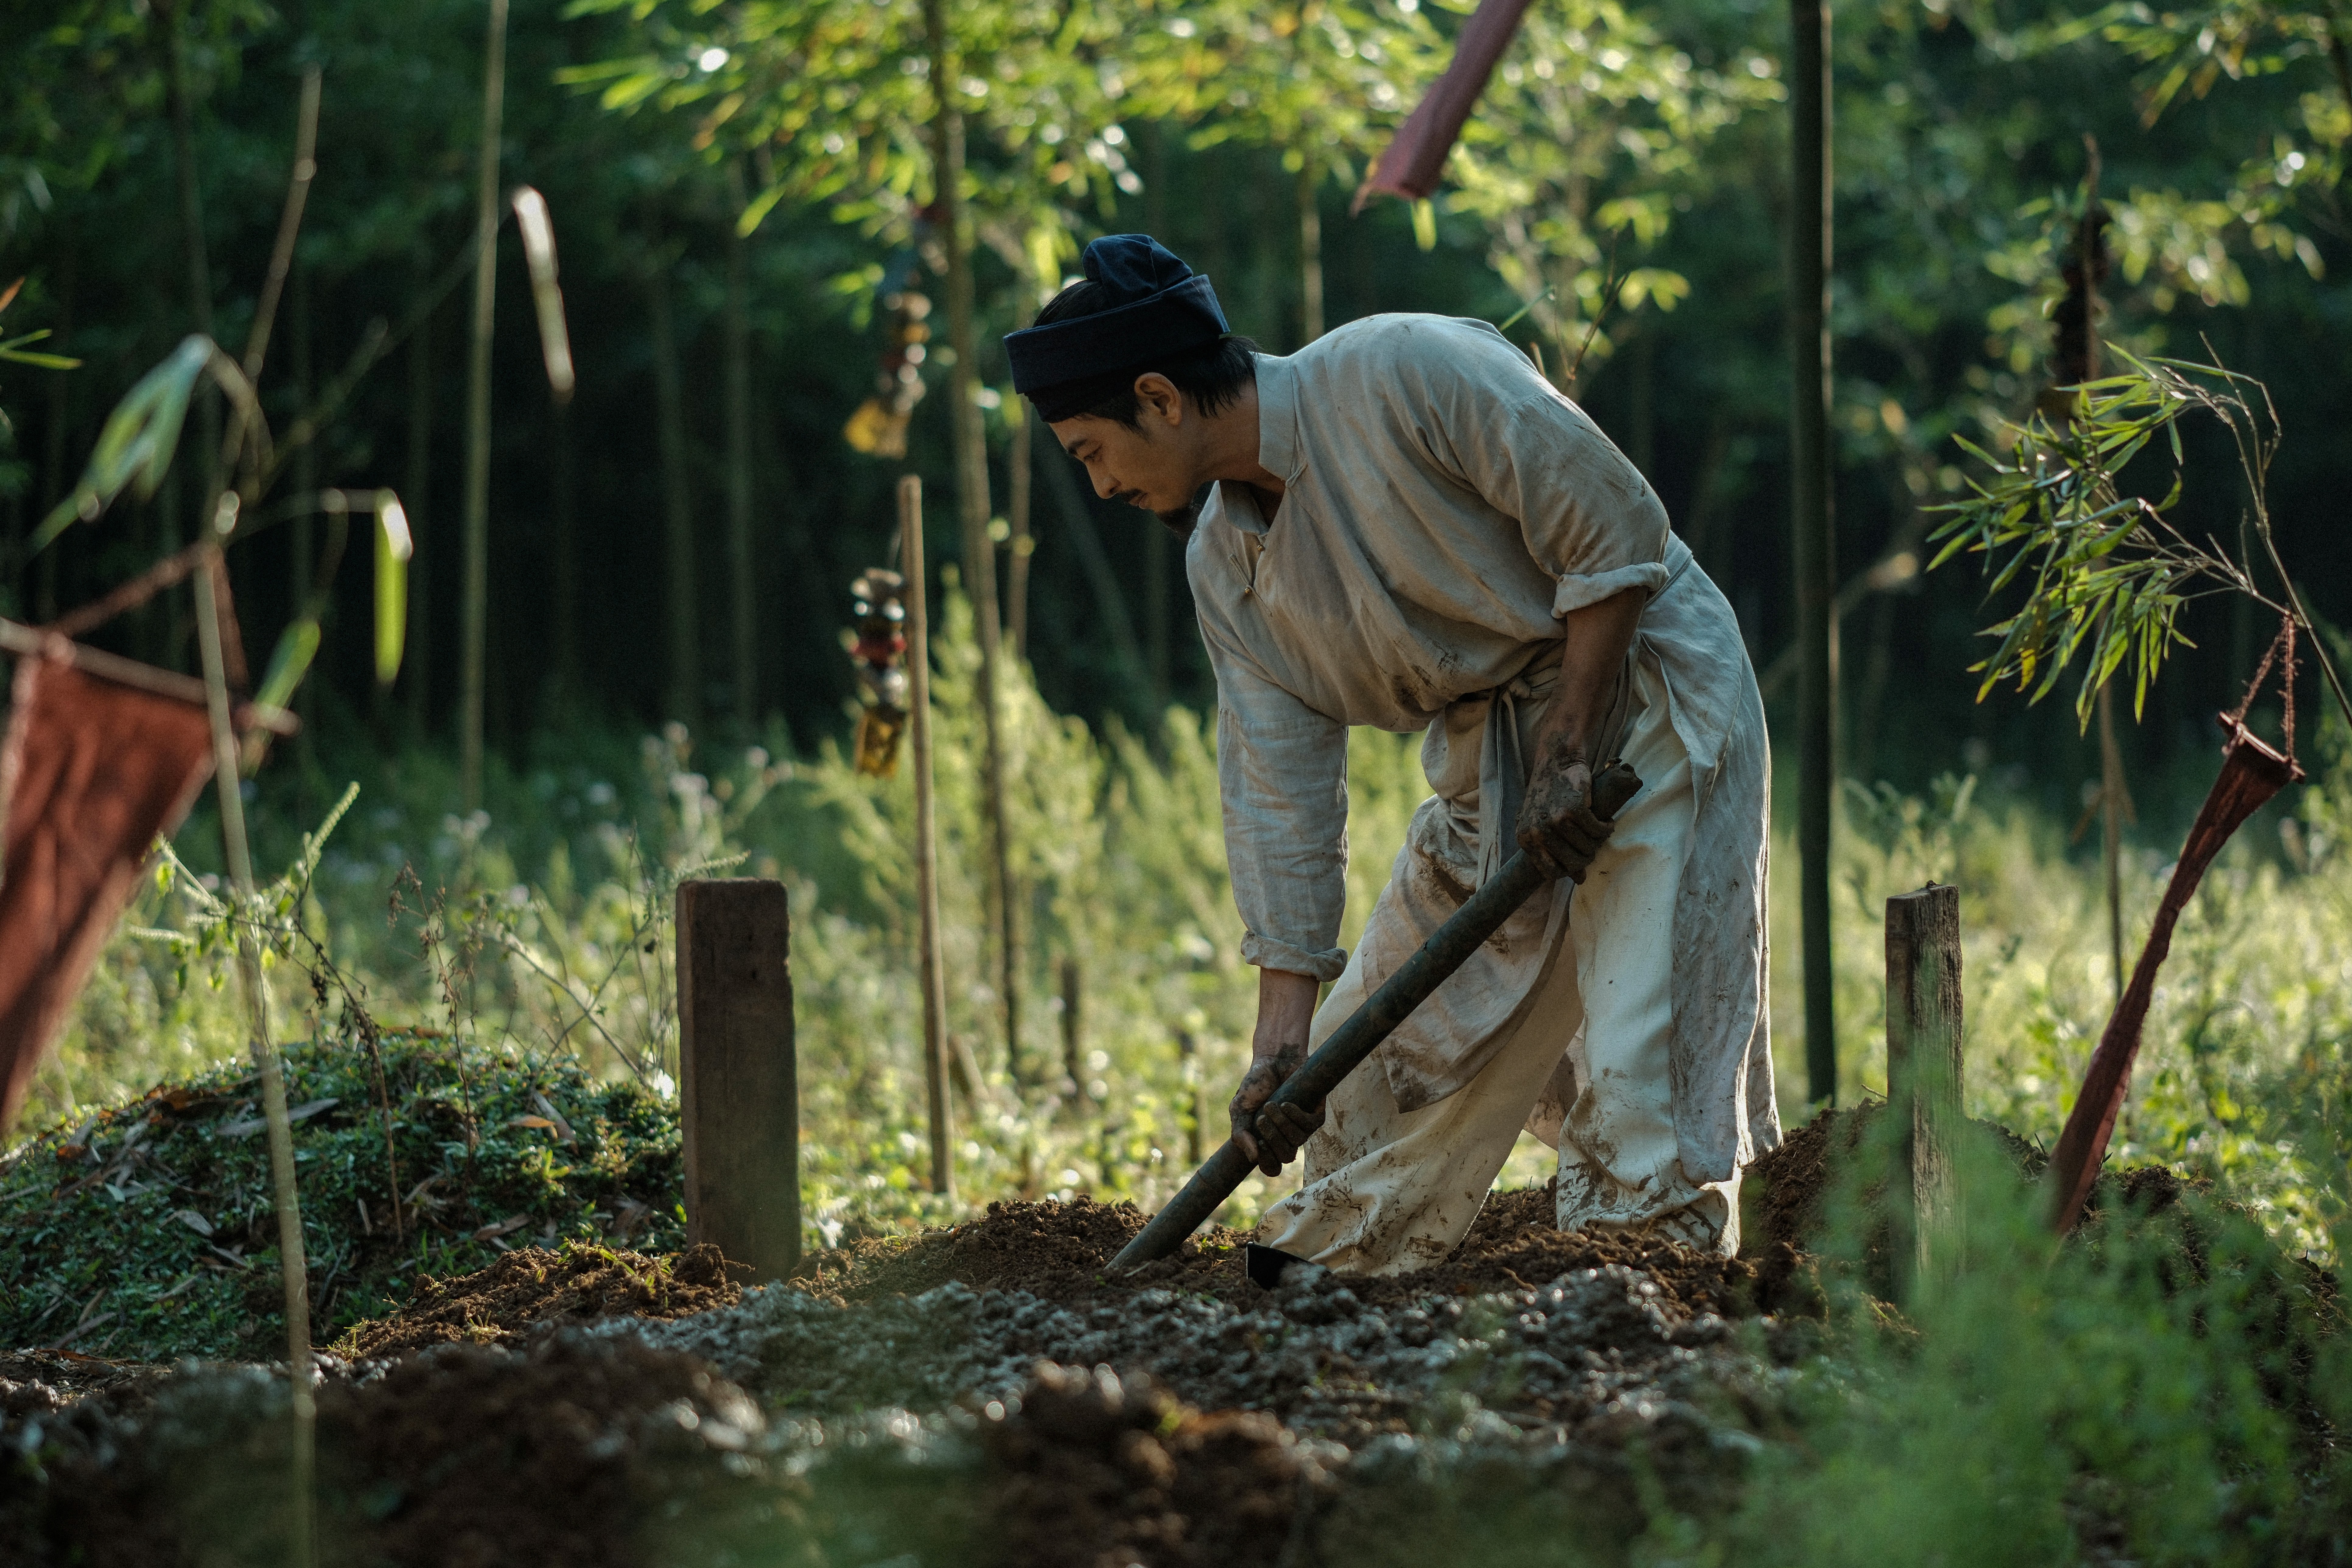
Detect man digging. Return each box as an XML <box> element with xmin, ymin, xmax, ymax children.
<box><xmin>1007</xmin><ymin>236</ymin><xmax>1778</xmax><ymax>1269</ymax></box>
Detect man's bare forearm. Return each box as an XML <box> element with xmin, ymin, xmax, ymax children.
<box><xmin>1535</xmin><ymin>587</ymin><xmax>1645</xmax><ymax>761</ymax></box>
<box><xmin>1252</xmin><ymin>967</ymin><xmax>1319</xmax><ymax>1061</ymax></box>
<box><xmin>1516</xmin><ymin>586</ymin><xmax>1645</xmax><ymax>883</ymax></box>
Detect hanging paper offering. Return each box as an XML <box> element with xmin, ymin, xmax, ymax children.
<box><xmin>847</xmin><ymin>569</ymin><xmax>909</xmax><ymax>778</ymax></box>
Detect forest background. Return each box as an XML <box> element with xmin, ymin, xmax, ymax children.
<box><xmin>3</xmin><ymin>0</ymin><xmax>2351</xmax><ymax>1256</ymax></box>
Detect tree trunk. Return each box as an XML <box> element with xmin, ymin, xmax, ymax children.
<box><xmin>647</xmin><ymin>263</ymin><xmax>700</xmax><ymax>729</ymax></box>
<box><xmin>1297</xmin><ymin>156</ymin><xmax>1324</xmax><ymax>345</ymax></box>
<box><xmin>161</xmin><ymin>0</ymin><xmax>215</xmax><ymax>653</ymax></box>
<box><xmin>1788</xmin><ymin>0</ymin><xmax>1838</xmax><ymax>1105</ymax></box>
<box><xmin>1008</xmin><ymin>398</ymin><xmax>1033</xmax><ymax>663</ymax></box>
<box><xmin>901</xmin><ymin>476</ymin><xmax>955</xmax><ymax>1201</ymax></box>
<box><xmin>1006</xmin><ymin>283</ymin><xmax>1035</xmax><ymax>668</ymax></box>
<box><xmin>725</xmin><ymin>161</ymin><xmax>758</xmax><ymax>730</ymax></box>
<box><xmin>36</xmin><ymin>240</ymin><xmax>74</xmax><ymax>625</ymax></box>
<box><xmin>923</xmin><ymin>0</ymin><xmax>1022</xmax><ymax>1084</ymax></box>
<box><xmin>292</xmin><ymin>257</ymin><xmax>319</xmax><ymax>764</ymax></box>
<box><xmin>460</xmin><ymin>0</ymin><xmax>508</xmax><ymax>807</ymax></box>
<box><xmin>1628</xmin><ymin>329</ymin><xmax>1655</xmax><ymax>477</ymax></box>
<box><xmin>404</xmin><ymin>282</ymin><xmax>435</xmax><ymax>732</ymax></box>
<box><xmin>548</xmin><ymin>397</ymin><xmax>578</xmax><ymax>713</ymax></box>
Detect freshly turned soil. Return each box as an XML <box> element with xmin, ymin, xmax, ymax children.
<box><xmin>335</xmin><ymin>1242</ymin><xmax>741</xmax><ymax>1360</ymax></box>
<box><xmin>787</xmin><ymin>1188</ymin><xmax>1762</xmax><ymax>1321</ymax></box>
<box><xmin>982</xmin><ymin>1363</ymin><xmax>1327</xmax><ymax>1568</ymax></box>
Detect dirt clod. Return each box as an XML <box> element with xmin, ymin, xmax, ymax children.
<box><xmin>985</xmin><ymin>1363</ymin><xmax>1330</xmax><ymax>1568</ymax></box>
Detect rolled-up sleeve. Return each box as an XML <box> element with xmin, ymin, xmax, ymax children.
<box><xmin>1553</xmin><ymin>560</ymin><xmax>1670</xmax><ymax>617</ymax></box>
<box><xmin>1206</xmin><ymin>624</ymin><xmax>1351</xmax><ymax>982</ymax></box>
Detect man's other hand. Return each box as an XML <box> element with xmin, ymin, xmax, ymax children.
<box><xmin>1234</xmin><ymin>968</ymin><xmax>1325</xmax><ymax>1176</ymax></box>
<box><xmin>1516</xmin><ymin>742</ymin><xmax>1617</xmax><ymax>883</ymax></box>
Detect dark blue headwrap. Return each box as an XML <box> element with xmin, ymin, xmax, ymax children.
<box><xmin>1005</xmin><ymin>235</ymin><xmax>1229</xmax><ymax>421</ymax></box>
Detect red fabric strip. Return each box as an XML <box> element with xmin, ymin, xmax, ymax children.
<box><xmin>0</xmin><ymin>657</ymin><xmax>216</xmax><ymax>1132</ymax></box>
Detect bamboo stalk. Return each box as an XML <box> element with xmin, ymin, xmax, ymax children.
<box><xmin>1297</xmin><ymin>155</ymin><xmax>1324</xmax><ymax>345</ymax></box>
<box><xmin>460</xmin><ymin>0</ymin><xmax>508</xmax><ymax>807</ymax></box>
<box><xmin>921</xmin><ymin>0</ymin><xmax>1022</xmax><ymax>1085</ymax></box>
<box><xmin>404</xmin><ymin>272</ymin><xmax>435</xmax><ymax>729</ymax></box>
<box><xmin>726</xmin><ymin>160</ymin><xmax>759</xmax><ymax>728</ymax></box>
<box><xmin>901</xmin><ymin>476</ymin><xmax>954</xmax><ymax>1201</ymax></box>
<box><xmin>2098</xmin><ymin>683</ymin><xmax>2126</xmax><ymax>1006</ymax></box>
<box><xmin>161</xmin><ymin>0</ymin><xmax>222</xmax><ymax>584</ymax></box>
<box><xmin>193</xmin><ymin>546</ymin><xmax>313</xmax><ymax>1565</ymax></box>
<box><xmin>648</xmin><ymin>261</ymin><xmax>699</xmax><ymax>727</ymax></box>
<box><xmin>1789</xmin><ymin>0</ymin><xmax>1838</xmax><ymax>1104</ymax></box>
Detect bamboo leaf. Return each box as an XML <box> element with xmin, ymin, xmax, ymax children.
<box><xmin>375</xmin><ymin>490</ymin><xmax>413</xmax><ymax>687</ymax></box>
<box><xmin>254</xmin><ymin>618</ymin><xmax>321</xmax><ymax>713</ymax></box>
<box><xmin>31</xmin><ymin>335</ymin><xmax>213</xmax><ymax>551</ymax></box>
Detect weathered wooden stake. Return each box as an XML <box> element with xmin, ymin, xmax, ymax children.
<box><xmin>677</xmin><ymin>878</ymin><xmax>800</xmax><ymax>1279</ymax></box>
<box><xmin>901</xmin><ymin>475</ymin><xmax>955</xmax><ymax>1201</ymax></box>
<box><xmin>1885</xmin><ymin>883</ymin><xmax>1962</xmax><ymax>1293</ymax></box>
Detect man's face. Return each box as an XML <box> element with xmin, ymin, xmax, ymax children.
<box><xmin>1051</xmin><ymin>377</ymin><xmax>1202</xmax><ymax>531</ymax></box>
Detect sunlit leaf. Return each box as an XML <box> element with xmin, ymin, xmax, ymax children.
<box><xmin>254</xmin><ymin>618</ymin><xmax>321</xmax><ymax>713</ymax></box>
<box><xmin>375</xmin><ymin>489</ymin><xmax>412</xmax><ymax>686</ymax></box>
<box><xmin>33</xmin><ymin>335</ymin><xmax>214</xmax><ymax>551</ymax></box>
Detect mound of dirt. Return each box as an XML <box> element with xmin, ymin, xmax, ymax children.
<box><xmin>336</xmin><ymin>1242</ymin><xmax>741</xmax><ymax>1360</ymax></box>
<box><xmin>1743</xmin><ymin>1101</ymin><xmax>2207</xmax><ymax>1261</ymax></box>
<box><xmin>790</xmin><ymin>1189</ymin><xmax>1761</xmax><ymax>1320</ymax></box>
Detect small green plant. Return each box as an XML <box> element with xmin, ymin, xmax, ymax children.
<box><xmin>1928</xmin><ymin>352</ymin><xmax>2351</xmax><ymax>731</ymax></box>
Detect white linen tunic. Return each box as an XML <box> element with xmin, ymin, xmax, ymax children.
<box><xmin>1190</xmin><ymin>313</ymin><xmax>1778</xmax><ymax>1191</ymax></box>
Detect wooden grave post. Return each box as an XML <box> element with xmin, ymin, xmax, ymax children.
<box><xmin>1885</xmin><ymin>882</ymin><xmax>1962</xmax><ymax>1294</ymax></box>
<box><xmin>677</xmin><ymin>877</ymin><xmax>800</xmax><ymax>1279</ymax></box>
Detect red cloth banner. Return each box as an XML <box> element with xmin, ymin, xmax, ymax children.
<box><xmin>0</xmin><ymin>655</ymin><xmax>216</xmax><ymax>1132</ymax></box>
<box><xmin>2047</xmin><ymin>718</ymin><xmax>2303</xmax><ymax>1232</ymax></box>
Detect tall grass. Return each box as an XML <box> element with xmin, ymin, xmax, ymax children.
<box><xmin>28</xmin><ymin>600</ymin><xmax>2352</xmax><ymax>1257</ymax></box>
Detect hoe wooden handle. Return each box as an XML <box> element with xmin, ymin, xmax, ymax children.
<box><xmin>1108</xmin><ymin>761</ymin><xmax>1641</xmax><ymax>1275</ymax></box>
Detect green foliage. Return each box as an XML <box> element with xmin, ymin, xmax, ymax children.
<box><xmin>1440</xmin><ymin>0</ymin><xmax>1777</xmax><ymax>370</ymax></box>
<box><xmin>33</xmin><ymin>332</ymin><xmax>211</xmax><ymax>548</ymax></box>
<box><xmin>0</xmin><ymin>1034</ymin><xmax>686</xmax><ymax>1362</ymax></box>
<box><xmin>1927</xmin><ymin>354</ymin><xmax>2287</xmax><ymax>726</ymax></box>
<box><xmin>1731</xmin><ymin>1122</ymin><xmax>2325</xmax><ymax>1565</ymax></box>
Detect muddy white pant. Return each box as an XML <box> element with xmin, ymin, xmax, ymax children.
<box><xmin>1254</xmin><ymin>656</ymin><xmax>1739</xmax><ymax>1274</ymax></box>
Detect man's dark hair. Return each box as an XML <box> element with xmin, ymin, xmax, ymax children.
<box><xmin>1031</xmin><ymin>278</ymin><xmax>1258</xmax><ymax>427</ymax></box>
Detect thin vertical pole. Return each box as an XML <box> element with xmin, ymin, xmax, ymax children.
<box><xmin>922</xmin><ymin>0</ymin><xmax>1020</xmax><ymax>1082</ymax></box>
<box><xmin>460</xmin><ymin>0</ymin><xmax>507</xmax><ymax>808</ymax></box>
<box><xmin>649</xmin><ymin>264</ymin><xmax>699</xmax><ymax>727</ymax></box>
<box><xmin>725</xmin><ymin>160</ymin><xmax>759</xmax><ymax>729</ymax></box>
<box><xmin>1059</xmin><ymin>954</ymin><xmax>1084</xmax><ymax>1097</ymax></box>
<box><xmin>901</xmin><ymin>476</ymin><xmax>954</xmax><ymax>1201</ymax></box>
<box><xmin>2098</xmin><ymin>686</ymin><xmax>2126</xmax><ymax>1005</ymax></box>
<box><xmin>194</xmin><ymin>545</ymin><xmax>313</xmax><ymax>1565</ymax></box>
<box><xmin>404</xmin><ymin>280</ymin><xmax>435</xmax><ymax>730</ymax></box>
<box><xmin>1297</xmin><ymin>156</ymin><xmax>1324</xmax><ymax>345</ymax></box>
<box><xmin>1789</xmin><ymin>0</ymin><xmax>1837</xmax><ymax>1104</ymax></box>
